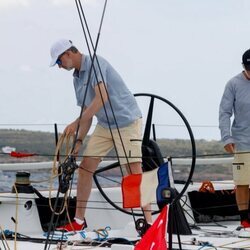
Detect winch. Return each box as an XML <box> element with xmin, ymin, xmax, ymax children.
<box><xmin>12</xmin><ymin>171</ymin><xmax>34</xmax><ymax>194</ymax></box>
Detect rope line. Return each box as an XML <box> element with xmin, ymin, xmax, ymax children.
<box><xmin>0</xmin><ymin>226</ymin><xmax>10</xmax><ymax>250</ymax></box>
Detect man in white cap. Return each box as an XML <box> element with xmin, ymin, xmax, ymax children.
<box><xmin>50</xmin><ymin>39</ymin><xmax>152</xmax><ymax>231</ymax></box>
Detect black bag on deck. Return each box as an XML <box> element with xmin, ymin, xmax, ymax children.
<box><xmin>188</xmin><ymin>189</ymin><xmax>239</xmax><ymax>223</ymax></box>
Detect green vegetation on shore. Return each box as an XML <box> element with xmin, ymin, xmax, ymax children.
<box><xmin>0</xmin><ymin>129</ymin><xmax>233</xmax><ymax>181</ymax></box>
<box><xmin>0</xmin><ymin>128</ymin><xmax>226</xmax><ymax>161</ymax></box>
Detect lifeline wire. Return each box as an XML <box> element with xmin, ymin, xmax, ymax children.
<box><xmin>45</xmin><ymin>1</ymin><xmax>112</xmax><ymax>248</ymax></box>
<box><xmin>72</xmin><ymin>0</ymin><xmax>110</xmax><ymax>155</ymax></box>
<box><xmin>75</xmin><ymin>0</ymin><xmax>132</xmax><ymax>170</ymax></box>
<box><xmin>74</xmin><ymin>0</ymin><xmax>143</xmax><ymax>228</ymax></box>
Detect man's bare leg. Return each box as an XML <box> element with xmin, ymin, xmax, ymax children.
<box><xmin>75</xmin><ymin>157</ymin><xmax>101</xmax><ymax>220</ymax></box>
<box><xmin>236</xmin><ymin>185</ymin><xmax>249</xmax><ymax>211</ymax></box>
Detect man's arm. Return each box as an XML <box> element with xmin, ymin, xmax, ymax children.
<box><xmin>77</xmin><ymin>82</ymin><xmax>108</xmax><ymax>139</ymax></box>
<box><xmin>63</xmin><ymin>82</ymin><xmax>108</xmax><ymax>155</ymax></box>
<box><xmin>219</xmin><ymin>81</ymin><xmax>235</xmax><ymax>150</ymax></box>
<box><xmin>224</xmin><ymin>143</ymin><xmax>235</xmax><ymax>153</ymax></box>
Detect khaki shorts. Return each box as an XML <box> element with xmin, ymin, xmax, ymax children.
<box><xmin>232</xmin><ymin>152</ymin><xmax>250</xmax><ymax>185</ymax></box>
<box><xmin>84</xmin><ymin>118</ymin><xmax>142</xmax><ymax>165</ymax></box>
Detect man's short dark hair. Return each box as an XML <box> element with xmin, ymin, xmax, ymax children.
<box><xmin>69</xmin><ymin>46</ymin><xmax>78</xmax><ymax>53</ymax></box>
<box><xmin>242</xmin><ymin>49</ymin><xmax>250</xmax><ymax>69</ymax></box>
<box><xmin>244</xmin><ymin>64</ymin><xmax>250</xmax><ymax>71</ymax></box>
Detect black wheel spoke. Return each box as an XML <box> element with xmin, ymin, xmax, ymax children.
<box><xmin>142</xmin><ymin>96</ymin><xmax>155</xmax><ymax>145</ymax></box>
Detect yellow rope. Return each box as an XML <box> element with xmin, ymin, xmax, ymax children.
<box><xmin>48</xmin><ymin>133</ymin><xmax>75</xmax><ymax>215</ymax></box>
<box><xmin>2</xmin><ymin>133</ymin><xmax>76</xmax><ymax>249</ymax></box>
<box><xmin>216</xmin><ymin>238</ymin><xmax>250</xmax><ymax>249</ymax></box>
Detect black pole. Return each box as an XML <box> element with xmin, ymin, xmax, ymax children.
<box><xmin>43</xmin><ymin>190</ymin><xmax>61</xmax><ymax>250</ymax></box>
<box><xmin>168</xmin><ymin>204</ymin><xmax>173</xmax><ymax>250</ymax></box>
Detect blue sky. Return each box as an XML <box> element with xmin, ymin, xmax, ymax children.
<box><xmin>1</xmin><ymin>0</ymin><xmax>250</xmax><ymax>140</ymax></box>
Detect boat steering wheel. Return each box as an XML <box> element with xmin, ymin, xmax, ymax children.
<box><xmin>93</xmin><ymin>93</ymin><xmax>196</xmax><ymax>216</ymax></box>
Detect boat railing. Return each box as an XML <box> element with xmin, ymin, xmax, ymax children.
<box><xmin>0</xmin><ymin>157</ymin><xmax>233</xmax><ymax>171</ymax></box>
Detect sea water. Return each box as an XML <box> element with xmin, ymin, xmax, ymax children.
<box><xmin>0</xmin><ymin>169</ymin><xmax>121</xmax><ymax>192</ymax></box>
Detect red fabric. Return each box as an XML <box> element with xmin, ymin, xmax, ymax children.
<box><xmin>121</xmin><ymin>174</ymin><xmax>142</xmax><ymax>208</ymax></box>
<box><xmin>10</xmin><ymin>151</ymin><xmax>36</xmax><ymax>158</ymax></box>
<box><xmin>134</xmin><ymin>205</ymin><xmax>168</xmax><ymax>250</ymax></box>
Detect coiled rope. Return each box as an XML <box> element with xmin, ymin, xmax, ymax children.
<box><xmin>48</xmin><ymin>133</ymin><xmax>73</xmax><ymax>216</ymax></box>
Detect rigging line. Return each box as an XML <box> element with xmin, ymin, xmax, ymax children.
<box><xmin>49</xmin><ymin>136</ymin><xmax>81</xmax><ymax>247</ymax></box>
<box><xmin>76</xmin><ymin>0</ymin><xmax>132</xmax><ymax>171</ymax></box>
<box><xmin>181</xmin><ymin>200</ymin><xmax>231</xmax><ymax>229</ymax></box>
<box><xmin>1</xmin><ymin>191</ymin><xmax>243</xmax><ymax>214</ymax></box>
<box><xmin>53</xmin><ymin>172</ymin><xmax>76</xmax><ymax>247</ymax></box>
<box><xmin>77</xmin><ymin>165</ymin><xmax>122</xmax><ymax>185</ymax></box>
<box><xmin>44</xmin><ymin>1</ymin><xmax>110</xmax><ymax>244</ymax></box>
<box><xmin>72</xmin><ymin>0</ymin><xmax>109</xmax><ymax>154</ymax></box>
<box><xmin>0</xmin><ymin>123</ymin><xmax>220</xmax><ymax>128</ymax></box>
<box><xmin>72</xmin><ymin>0</ymin><xmax>128</xmax><ymax>220</ymax></box>
<box><xmin>0</xmin><ymin>123</ymin><xmax>67</xmax><ymax>126</ymax></box>
<box><xmin>44</xmin><ymin>190</ymin><xmax>63</xmax><ymax>250</ymax></box>
<box><xmin>0</xmin><ymin>197</ymin><xmax>151</xmax><ymax>206</ymax></box>
<box><xmin>70</xmin><ymin>0</ymin><xmax>106</xmax><ymax>154</ymax></box>
<box><xmin>0</xmin><ymin>199</ymin><xmax>159</xmax><ymax>213</ymax></box>
<box><xmin>180</xmin><ymin>196</ymin><xmax>227</xmax><ymax>229</ymax></box>
<box><xmin>0</xmin><ymin>150</ymin><xmax>234</xmax><ymax>160</ymax></box>
<box><xmin>45</xmin><ymin>135</ymin><xmax>72</xmax><ymax>249</ymax></box>
<box><xmin>75</xmin><ymin>0</ymin><xmax>125</xmax><ymax>170</ymax></box>
<box><xmin>0</xmin><ymin>225</ymin><xmax>10</xmax><ymax>250</ymax></box>
<box><xmin>74</xmin><ymin>1</ymin><xmax>142</xmax><ymax>229</ymax></box>
<box><xmin>0</xmin><ymin>190</ymin><xmax>241</xmax><ymax>211</ymax></box>
<box><xmin>66</xmin><ymin>3</ymin><xmax>146</xmax><ymax>225</ymax></box>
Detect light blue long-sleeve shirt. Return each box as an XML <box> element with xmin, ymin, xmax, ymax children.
<box><xmin>219</xmin><ymin>72</ymin><xmax>250</xmax><ymax>151</ymax></box>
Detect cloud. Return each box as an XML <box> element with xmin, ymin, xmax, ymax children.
<box><xmin>0</xmin><ymin>0</ymin><xmax>101</xmax><ymax>13</ymax></box>
<box><xmin>50</xmin><ymin>0</ymin><xmax>98</xmax><ymax>7</ymax></box>
<box><xmin>0</xmin><ymin>0</ymin><xmax>31</xmax><ymax>9</ymax></box>
<box><xmin>50</xmin><ymin>0</ymin><xmax>75</xmax><ymax>5</ymax></box>
<box><xmin>19</xmin><ymin>65</ymin><xmax>32</xmax><ymax>72</ymax></box>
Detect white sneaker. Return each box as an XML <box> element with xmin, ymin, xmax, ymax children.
<box><xmin>235</xmin><ymin>226</ymin><xmax>250</xmax><ymax>238</ymax></box>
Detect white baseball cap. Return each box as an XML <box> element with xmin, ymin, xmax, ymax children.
<box><xmin>50</xmin><ymin>39</ymin><xmax>73</xmax><ymax>67</ymax></box>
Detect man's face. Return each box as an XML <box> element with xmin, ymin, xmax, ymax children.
<box><xmin>56</xmin><ymin>51</ymin><xmax>73</xmax><ymax>71</ymax></box>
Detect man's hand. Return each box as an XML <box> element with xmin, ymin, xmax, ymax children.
<box><xmin>224</xmin><ymin>143</ymin><xmax>235</xmax><ymax>153</ymax></box>
<box><xmin>64</xmin><ymin>120</ymin><xmax>78</xmax><ymax>136</ymax></box>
